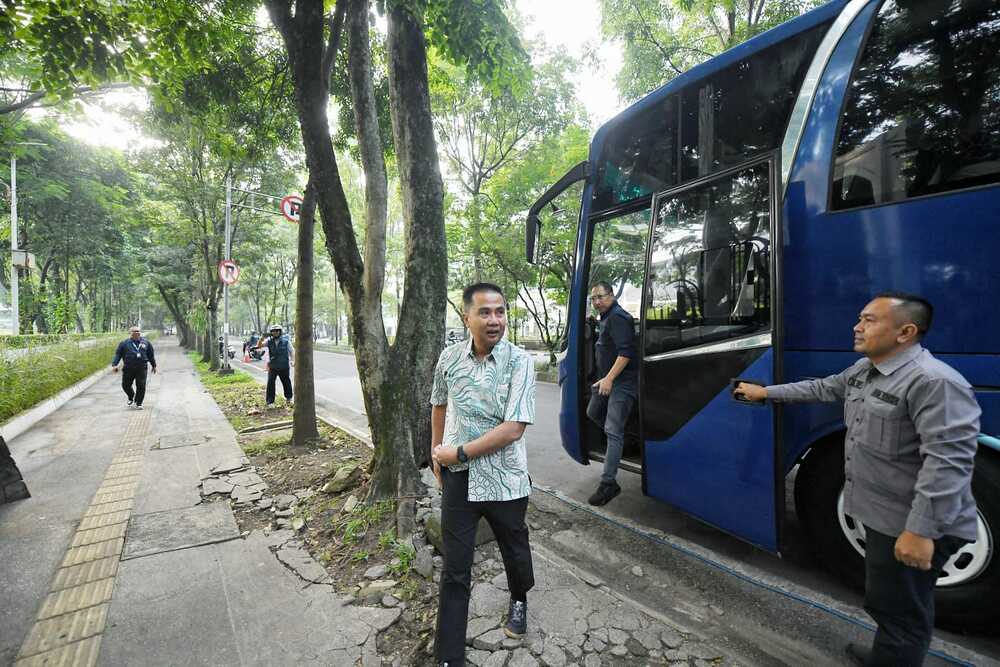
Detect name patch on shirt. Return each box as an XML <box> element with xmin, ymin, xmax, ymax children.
<box><xmin>872</xmin><ymin>389</ymin><xmax>900</xmax><ymax>406</ymax></box>
<box><xmin>847</xmin><ymin>376</ymin><xmax>866</xmax><ymax>389</ymax></box>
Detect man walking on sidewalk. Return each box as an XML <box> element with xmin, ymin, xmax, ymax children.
<box><xmin>430</xmin><ymin>283</ymin><xmax>537</xmax><ymax>667</ymax></box>
<box><xmin>111</xmin><ymin>326</ymin><xmax>157</xmax><ymax>409</ymax></box>
<box><xmin>586</xmin><ymin>280</ymin><xmax>638</xmax><ymax>506</ymax></box>
<box><xmin>256</xmin><ymin>324</ymin><xmax>294</xmax><ymax>408</ymax></box>
<box><xmin>736</xmin><ymin>293</ymin><xmax>980</xmax><ymax>666</ymax></box>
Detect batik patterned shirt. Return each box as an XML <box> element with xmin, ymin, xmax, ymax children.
<box><xmin>430</xmin><ymin>337</ymin><xmax>536</xmax><ymax>502</ymax></box>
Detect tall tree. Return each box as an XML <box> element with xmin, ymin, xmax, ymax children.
<box><xmin>264</xmin><ymin>0</ymin><xmax>525</xmax><ymax>515</ymax></box>
<box><xmin>600</xmin><ymin>0</ymin><xmax>823</xmax><ymax>101</ymax></box>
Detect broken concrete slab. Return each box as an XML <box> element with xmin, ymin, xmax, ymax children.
<box><xmin>123</xmin><ymin>502</ymin><xmax>240</xmax><ymax>560</ymax></box>
<box><xmin>275</xmin><ymin>543</ymin><xmax>330</xmax><ymax>583</ymax></box>
<box><xmin>200</xmin><ymin>478</ymin><xmax>234</xmax><ymax>496</ymax></box>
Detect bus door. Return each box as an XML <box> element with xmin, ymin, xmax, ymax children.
<box><xmin>641</xmin><ymin>155</ymin><xmax>784</xmax><ymax>551</ymax></box>
<box><xmin>581</xmin><ymin>206</ymin><xmax>650</xmax><ymax>470</ymax></box>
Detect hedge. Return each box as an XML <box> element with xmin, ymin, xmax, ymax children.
<box><xmin>0</xmin><ymin>335</ymin><xmax>122</xmax><ymax>423</ymax></box>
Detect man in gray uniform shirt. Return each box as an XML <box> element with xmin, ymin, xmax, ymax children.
<box><xmin>736</xmin><ymin>293</ymin><xmax>980</xmax><ymax>667</ymax></box>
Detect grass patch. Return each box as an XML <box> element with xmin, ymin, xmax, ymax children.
<box><xmin>0</xmin><ymin>335</ymin><xmax>121</xmax><ymax>423</ymax></box>
<box><xmin>337</xmin><ymin>499</ymin><xmax>394</xmax><ymax>547</ymax></box>
<box><xmin>242</xmin><ymin>433</ymin><xmax>290</xmax><ymax>456</ymax></box>
<box><xmin>186</xmin><ymin>352</ymin><xmax>256</xmax><ymax>386</ymax></box>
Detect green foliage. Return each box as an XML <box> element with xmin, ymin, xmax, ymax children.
<box><xmin>0</xmin><ymin>335</ymin><xmax>119</xmax><ymax>423</ymax></box>
<box><xmin>336</xmin><ymin>499</ymin><xmax>394</xmax><ymax>546</ymax></box>
<box><xmin>389</xmin><ymin>539</ymin><xmax>416</xmax><ymax>577</ymax></box>
<box><xmin>0</xmin><ymin>333</ymin><xmax>116</xmax><ymax>349</ymax></box>
<box><xmin>600</xmin><ymin>0</ymin><xmax>824</xmax><ymax>101</ymax></box>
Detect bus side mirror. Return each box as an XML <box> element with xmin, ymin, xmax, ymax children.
<box><xmin>526</xmin><ymin>212</ymin><xmax>541</xmax><ymax>264</ymax></box>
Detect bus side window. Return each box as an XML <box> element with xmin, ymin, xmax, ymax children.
<box><xmin>832</xmin><ymin>0</ymin><xmax>1000</xmax><ymax>210</ymax></box>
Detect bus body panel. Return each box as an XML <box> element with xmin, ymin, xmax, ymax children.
<box><xmin>644</xmin><ymin>350</ymin><xmax>780</xmax><ymax>550</ymax></box>
<box><xmin>783</xmin><ymin>1</ymin><xmax>1000</xmax><ymax>358</ymax></box>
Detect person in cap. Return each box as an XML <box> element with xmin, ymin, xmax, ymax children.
<box><xmin>111</xmin><ymin>326</ymin><xmax>157</xmax><ymax>409</ymax></box>
<box><xmin>256</xmin><ymin>324</ymin><xmax>294</xmax><ymax>407</ymax></box>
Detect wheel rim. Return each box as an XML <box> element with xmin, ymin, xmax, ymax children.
<box><xmin>836</xmin><ymin>487</ymin><xmax>994</xmax><ymax>587</ymax></box>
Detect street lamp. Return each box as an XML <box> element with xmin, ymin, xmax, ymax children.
<box><xmin>9</xmin><ymin>141</ymin><xmax>46</xmax><ymax>334</ymax></box>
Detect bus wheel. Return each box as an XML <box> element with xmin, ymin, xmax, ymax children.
<box><xmin>796</xmin><ymin>439</ymin><xmax>1000</xmax><ymax>629</ymax></box>
<box><xmin>794</xmin><ymin>437</ymin><xmax>865</xmax><ymax>589</ymax></box>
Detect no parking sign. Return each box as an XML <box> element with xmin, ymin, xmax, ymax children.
<box><xmin>218</xmin><ymin>259</ymin><xmax>240</xmax><ymax>285</ymax></box>
<box><xmin>280</xmin><ymin>194</ymin><xmax>303</xmax><ymax>223</ymax></box>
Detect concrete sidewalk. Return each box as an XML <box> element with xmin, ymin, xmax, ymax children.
<box><xmin>1</xmin><ymin>340</ymin><xmax>395</xmax><ymax>665</ymax></box>
<box><xmin>1</xmin><ymin>339</ymin><xmax>734</xmax><ymax>666</ymax></box>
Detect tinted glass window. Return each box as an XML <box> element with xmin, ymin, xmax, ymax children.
<box><xmin>833</xmin><ymin>0</ymin><xmax>1000</xmax><ymax>210</ymax></box>
<box><xmin>645</xmin><ymin>161</ymin><xmax>772</xmax><ymax>356</ymax></box>
<box><xmin>592</xmin><ymin>100</ymin><xmax>678</xmax><ymax>212</ymax></box>
<box><xmin>680</xmin><ymin>24</ymin><xmax>825</xmax><ymax>182</ymax></box>
<box><xmin>591</xmin><ymin>22</ymin><xmax>828</xmax><ymax>211</ymax></box>
<box><xmin>587</xmin><ymin>208</ymin><xmax>649</xmax><ymax>319</ymax></box>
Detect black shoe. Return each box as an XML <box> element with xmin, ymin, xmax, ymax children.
<box><xmin>845</xmin><ymin>642</ymin><xmax>871</xmax><ymax>666</ymax></box>
<box><xmin>127</xmin><ymin>399</ymin><xmax>134</xmax><ymax>408</ymax></box>
<box><xmin>588</xmin><ymin>481</ymin><xmax>621</xmax><ymax>506</ymax></box>
<box><xmin>504</xmin><ymin>598</ymin><xmax>527</xmax><ymax>638</ymax></box>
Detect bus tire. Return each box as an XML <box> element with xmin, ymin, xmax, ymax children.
<box><xmin>794</xmin><ymin>436</ymin><xmax>865</xmax><ymax>590</ymax></box>
<box><xmin>796</xmin><ymin>437</ymin><xmax>1000</xmax><ymax>629</ymax></box>
<box><xmin>935</xmin><ymin>451</ymin><xmax>1000</xmax><ymax>631</ymax></box>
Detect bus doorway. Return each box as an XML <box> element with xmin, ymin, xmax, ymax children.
<box><xmin>581</xmin><ymin>206</ymin><xmax>649</xmax><ymax>475</ymax></box>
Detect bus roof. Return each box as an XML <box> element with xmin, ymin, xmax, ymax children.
<box><xmin>592</xmin><ymin>0</ymin><xmax>851</xmax><ymax>152</ymax></box>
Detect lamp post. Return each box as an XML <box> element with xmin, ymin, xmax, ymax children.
<box><xmin>9</xmin><ymin>141</ymin><xmax>46</xmax><ymax>334</ymax></box>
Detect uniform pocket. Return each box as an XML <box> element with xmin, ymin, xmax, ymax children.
<box><xmin>863</xmin><ymin>402</ymin><xmax>903</xmax><ymax>458</ymax></box>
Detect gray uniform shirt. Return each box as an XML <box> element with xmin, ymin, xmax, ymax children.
<box><xmin>766</xmin><ymin>344</ymin><xmax>980</xmax><ymax>541</ymax></box>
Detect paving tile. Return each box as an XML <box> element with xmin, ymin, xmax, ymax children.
<box><xmin>37</xmin><ymin>579</ymin><xmax>115</xmax><ymax>620</ymax></box>
<box><xmin>18</xmin><ymin>604</ymin><xmax>108</xmax><ymax>657</ymax></box>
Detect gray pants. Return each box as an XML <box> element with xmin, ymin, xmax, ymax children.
<box><xmin>586</xmin><ymin>375</ymin><xmax>637</xmax><ymax>484</ymax></box>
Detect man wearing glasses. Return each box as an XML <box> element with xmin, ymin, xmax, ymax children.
<box><xmin>586</xmin><ymin>281</ymin><xmax>637</xmax><ymax>506</ymax></box>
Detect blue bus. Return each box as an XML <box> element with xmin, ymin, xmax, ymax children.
<box><xmin>526</xmin><ymin>0</ymin><xmax>999</xmax><ymax>625</ymax></box>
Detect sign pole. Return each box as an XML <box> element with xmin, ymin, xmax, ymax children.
<box><xmin>221</xmin><ymin>176</ymin><xmax>233</xmax><ymax>374</ymax></box>
<box><xmin>10</xmin><ymin>155</ymin><xmax>18</xmax><ymax>335</ymax></box>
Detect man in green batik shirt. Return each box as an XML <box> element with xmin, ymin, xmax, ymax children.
<box><xmin>430</xmin><ymin>282</ymin><xmax>536</xmax><ymax>667</ymax></box>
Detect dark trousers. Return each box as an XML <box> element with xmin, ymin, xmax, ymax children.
<box><xmin>121</xmin><ymin>366</ymin><xmax>148</xmax><ymax>405</ymax></box>
<box><xmin>586</xmin><ymin>374</ymin><xmax>637</xmax><ymax>484</ymax></box>
<box><xmin>863</xmin><ymin>527</ymin><xmax>967</xmax><ymax>666</ymax></box>
<box><xmin>266</xmin><ymin>367</ymin><xmax>292</xmax><ymax>404</ymax></box>
<box><xmin>435</xmin><ymin>468</ymin><xmax>534</xmax><ymax>664</ymax></box>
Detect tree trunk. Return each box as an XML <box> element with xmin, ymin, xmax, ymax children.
<box><xmin>267</xmin><ymin>0</ymin><xmax>445</xmax><ymax>518</ymax></box>
<box><xmin>292</xmin><ymin>182</ymin><xmax>319</xmax><ymax>446</ymax></box>
<box><xmin>370</xmin><ymin>2</ymin><xmax>447</xmax><ymax>502</ymax></box>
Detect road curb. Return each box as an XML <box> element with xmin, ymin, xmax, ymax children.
<box><xmin>1</xmin><ymin>367</ymin><xmax>107</xmax><ymax>442</ymax></box>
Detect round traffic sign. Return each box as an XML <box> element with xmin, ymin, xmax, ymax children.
<box><xmin>218</xmin><ymin>259</ymin><xmax>240</xmax><ymax>285</ymax></box>
<box><xmin>280</xmin><ymin>194</ymin><xmax>303</xmax><ymax>223</ymax></box>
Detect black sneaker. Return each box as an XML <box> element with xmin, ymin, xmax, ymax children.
<box><xmin>503</xmin><ymin>598</ymin><xmax>527</xmax><ymax>638</ymax></box>
<box><xmin>588</xmin><ymin>481</ymin><xmax>621</xmax><ymax>506</ymax></box>
<box><xmin>134</xmin><ymin>404</ymin><xmax>144</xmax><ymax>410</ymax></box>
<box><xmin>127</xmin><ymin>399</ymin><xmax>134</xmax><ymax>408</ymax></box>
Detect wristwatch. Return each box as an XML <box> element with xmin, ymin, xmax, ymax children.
<box><xmin>456</xmin><ymin>445</ymin><xmax>469</xmax><ymax>463</ymax></box>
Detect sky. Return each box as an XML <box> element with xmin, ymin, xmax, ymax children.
<box><xmin>54</xmin><ymin>0</ymin><xmax>623</xmax><ymax>151</ymax></box>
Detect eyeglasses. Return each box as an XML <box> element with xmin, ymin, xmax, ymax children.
<box><xmin>590</xmin><ymin>293</ymin><xmax>611</xmax><ymax>302</ymax></box>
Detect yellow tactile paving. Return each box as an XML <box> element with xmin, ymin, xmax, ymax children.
<box><xmin>37</xmin><ymin>578</ymin><xmax>115</xmax><ymax>620</ymax></box>
<box><xmin>61</xmin><ymin>538</ymin><xmax>125</xmax><ymax>568</ymax></box>
<box><xmin>70</xmin><ymin>523</ymin><xmax>128</xmax><ymax>548</ymax></box>
<box><xmin>89</xmin><ymin>488</ymin><xmax>135</xmax><ymax>505</ymax></box>
<box><xmin>81</xmin><ymin>499</ymin><xmax>133</xmax><ymax>518</ymax></box>
<box><xmin>15</xmin><ymin>635</ymin><xmax>101</xmax><ymax>667</ymax></box>
<box><xmin>77</xmin><ymin>510</ymin><xmax>131</xmax><ymax>532</ymax></box>
<box><xmin>18</xmin><ymin>604</ymin><xmax>109</xmax><ymax>657</ymax></box>
<box><xmin>17</xmin><ymin>402</ymin><xmax>153</xmax><ymax>664</ymax></box>
<box><xmin>50</xmin><ymin>558</ymin><xmax>119</xmax><ymax>592</ymax></box>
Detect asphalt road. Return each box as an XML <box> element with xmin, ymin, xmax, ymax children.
<box><xmin>241</xmin><ymin>348</ymin><xmax>998</xmax><ymax>660</ymax></box>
